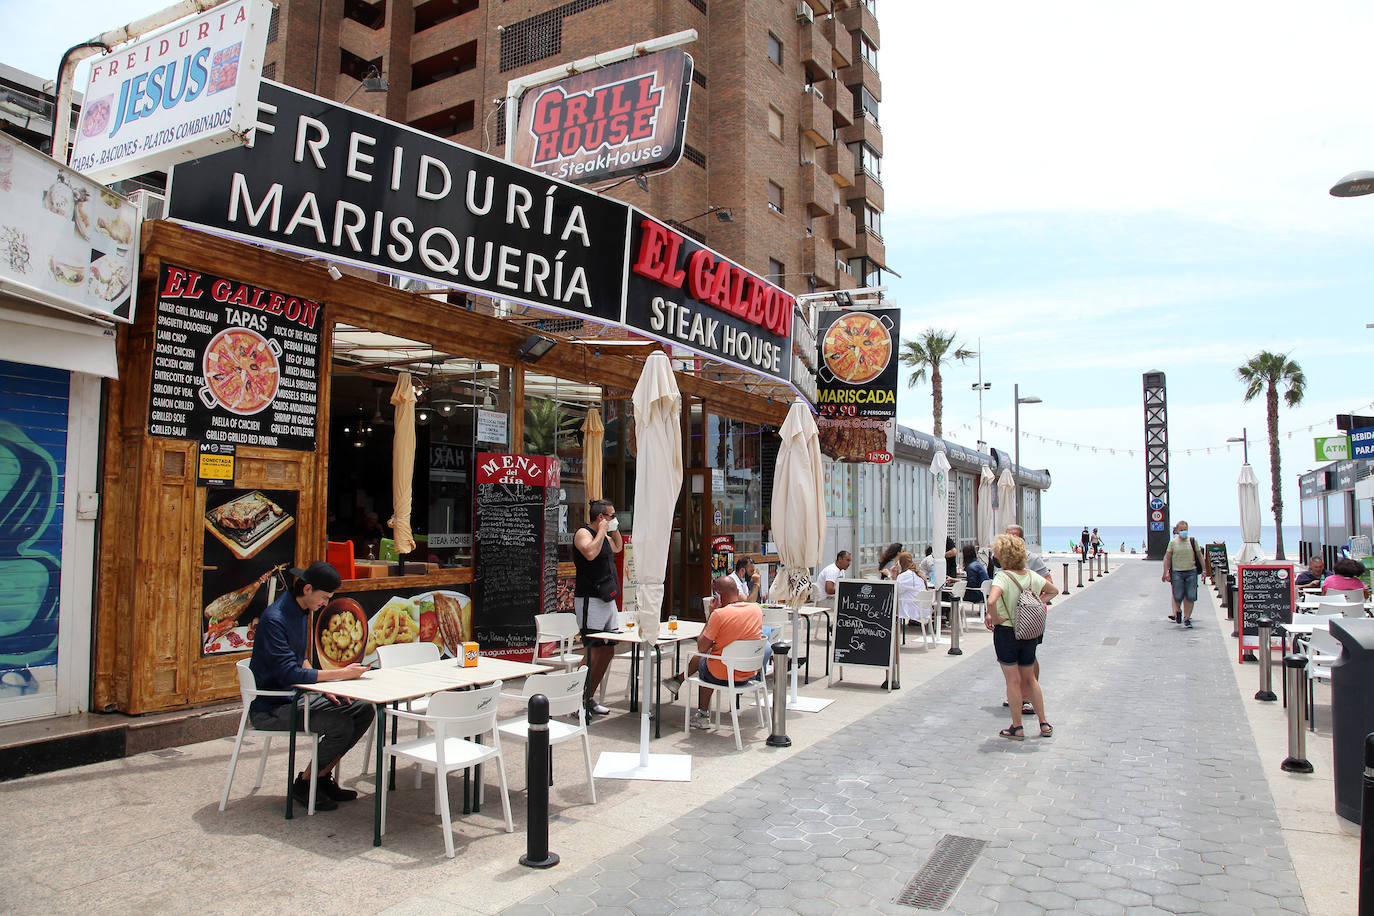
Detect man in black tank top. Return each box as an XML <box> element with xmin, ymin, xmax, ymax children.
<box><xmin>573</xmin><ymin>499</ymin><xmax>624</xmax><ymax>714</ymax></box>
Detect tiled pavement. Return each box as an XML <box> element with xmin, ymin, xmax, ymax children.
<box><xmin>505</xmin><ymin>562</ymin><xmax>1309</xmax><ymax>915</ymax></box>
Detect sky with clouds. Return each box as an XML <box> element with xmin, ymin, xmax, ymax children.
<box><xmin>4</xmin><ymin>0</ymin><xmax>1372</xmax><ymax>528</ymax></box>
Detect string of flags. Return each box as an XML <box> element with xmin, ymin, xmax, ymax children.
<box><xmin>947</xmin><ymin>399</ymin><xmax>1374</xmax><ymax>459</ymax></box>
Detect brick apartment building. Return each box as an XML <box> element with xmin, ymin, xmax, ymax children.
<box><xmin>261</xmin><ymin>0</ymin><xmax>886</xmax><ymax>298</ymax></box>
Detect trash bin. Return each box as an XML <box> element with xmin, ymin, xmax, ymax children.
<box><xmin>1329</xmin><ymin>618</ymin><xmax>1374</xmax><ymax>822</ymax></box>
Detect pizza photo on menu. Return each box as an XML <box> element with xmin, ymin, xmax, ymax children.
<box><xmin>821</xmin><ymin>312</ymin><xmax>893</xmax><ymax>385</ymax></box>
<box><xmin>201</xmin><ymin>327</ymin><xmax>280</xmax><ymax>415</ymax></box>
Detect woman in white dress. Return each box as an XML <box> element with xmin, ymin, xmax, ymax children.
<box><xmin>895</xmin><ymin>552</ymin><xmax>932</xmax><ymax>643</ymax></box>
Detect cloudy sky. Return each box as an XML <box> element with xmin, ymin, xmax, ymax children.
<box><xmin>5</xmin><ymin>0</ymin><xmax>1372</xmax><ymax>528</ymax></box>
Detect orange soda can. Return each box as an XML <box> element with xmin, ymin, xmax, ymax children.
<box><xmin>463</xmin><ymin>642</ymin><xmax>478</xmax><ymax>667</ymax></box>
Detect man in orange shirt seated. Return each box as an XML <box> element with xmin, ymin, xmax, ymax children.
<box><xmin>663</xmin><ymin>576</ymin><xmax>769</xmax><ymax>729</ymax></box>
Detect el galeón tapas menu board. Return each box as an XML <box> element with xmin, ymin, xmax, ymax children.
<box><xmin>147</xmin><ymin>263</ymin><xmax>322</xmax><ymax>452</ymax></box>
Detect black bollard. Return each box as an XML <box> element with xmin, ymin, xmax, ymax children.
<box><xmin>1281</xmin><ymin>655</ymin><xmax>1314</xmax><ymax>773</ymax></box>
<box><xmin>1255</xmin><ymin>618</ymin><xmax>1277</xmax><ymax>701</ymax></box>
<box><xmin>1361</xmin><ymin>734</ymin><xmax>1374</xmax><ymax>914</ymax></box>
<box><xmin>1077</xmin><ymin>561</ymin><xmax>1083</xmax><ymax>588</ymax></box>
<box><xmin>1062</xmin><ymin>563</ymin><xmax>1070</xmax><ymax>595</ymax></box>
<box><xmin>767</xmin><ymin>643</ymin><xmax>792</xmax><ymax>747</ymax></box>
<box><xmin>519</xmin><ymin>694</ymin><xmax>559</xmax><ymax>869</ymax></box>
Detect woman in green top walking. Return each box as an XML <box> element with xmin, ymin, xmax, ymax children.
<box><xmin>1161</xmin><ymin>520</ymin><xmax>1205</xmax><ymax>628</ymax></box>
<box><xmin>985</xmin><ymin>533</ymin><xmax>1061</xmax><ymax>740</ymax></box>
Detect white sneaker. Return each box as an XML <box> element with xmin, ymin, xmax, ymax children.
<box><xmin>690</xmin><ymin>710</ymin><xmax>712</xmax><ymax>730</ymax></box>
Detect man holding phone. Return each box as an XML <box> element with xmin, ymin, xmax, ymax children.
<box><xmin>574</xmin><ymin>499</ymin><xmax>624</xmax><ymax>715</ymax></box>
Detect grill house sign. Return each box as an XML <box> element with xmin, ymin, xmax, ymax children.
<box><xmin>166</xmin><ymin>80</ymin><xmax>630</xmax><ymax>323</ymax></box>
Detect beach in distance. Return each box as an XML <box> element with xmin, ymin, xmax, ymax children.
<box><xmin>1041</xmin><ymin>525</ymin><xmax>1301</xmax><ymax>561</ymax></box>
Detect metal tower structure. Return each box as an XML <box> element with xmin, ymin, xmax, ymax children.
<box><xmin>1143</xmin><ymin>371</ymin><xmax>1170</xmax><ymax>560</ymax></box>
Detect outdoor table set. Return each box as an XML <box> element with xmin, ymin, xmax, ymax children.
<box><xmin>287</xmin><ymin>655</ymin><xmax>546</xmax><ymax>846</ymax></box>
<box><xmin>586</xmin><ymin>620</ymin><xmax>704</xmax><ymax>738</ymax></box>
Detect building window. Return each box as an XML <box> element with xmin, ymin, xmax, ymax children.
<box><xmin>767</xmin><ymin>105</ymin><xmax>783</xmax><ymax>140</ymax></box>
<box><xmin>415</xmin><ymin>0</ymin><xmax>480</xmax><ymax>33</ymax></box>
<box><xmin>768</xmin><ymin>258</ymin><xmax>785</xmax><ymax>282</ymax></box>
<box><xmin>848</xmin><ymin>141</ymin><xmax>881</xmax><ymax>180</ymax></box>
<box><xmin>262</xmin><ymin>61</ymin><xmax>276</xmax><ymax>80</ymax></box>
<box><xmin>411</xmin><ymin>41</ymin><xmax>479</xmax><ymax>91</ymax></box>
<box><xmin>848</xmin><ymin>257</ymin><xmax>882</xmax><ymax>287</ymax></box>
<box><xmin>862</xmin><ymin>0</ymin><xmax>877</xmax><ymax>11</ymax></box>
<box><xmin>852</xmin><ymin>202</ymin><xmax>880</xmax><ymax>237</ymax></box>
<box><xmin>266</xmin><ymin>5</ymin><xmax>279</xmax><ymax>43</ymax></box>
<box><xmin>499</xmin><ymin>0</ymin><xmax>616</xmax><ymax>73</ymax></box>
<box><xmin>854</xmin><ymin>88</ymin><xmax>879</xmax><ymax>124</ymax></box>
<box><xmin>692</xmin><ymin>68</ymin><xmax>707</xmax><ymax>88</ymax></box>
<box><xmin>768</xmin><ymin>181</ymin><xmax>784</xmax><ymax>214</ymax></box>
<box><xmin>683</xmin><ymin>144</ymin><xmax>707</xmax><ymax>168</ymax></box>
<box><xmin>687</xmin><ymin>0</ymin><xmax>707</xmax><ymax>13</ymax></box>
<box><xmin>860</xmin><ymin>35</ymin><xmax>878</xmax><ymax>69</ymax></box>
<box><xmin>767</xmin><ymin>32</ymin><xmax>783</xmax><ymax>66</ymax></box>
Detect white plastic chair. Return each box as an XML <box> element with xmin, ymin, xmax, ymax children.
<box><xmin>1305</xmin><ymin>628</ymin><xmax>1342</xmax><ymax>731</ymax></box>
<box><xmin>381</xmin><ymin>681</ymin><xmax>513</xmax><ymax>858</ymax></box>
<box><xmin>534</xmin><ymin>613</ymin><xmax>583</xmax><ymax>672</ymax></box>
<box><xmin>362</xmin><ymin>641</ymin><xmax>442</xmax><ymax>781</ymax></box>
<box><xmin>220</xmin><ymin>659</ymin><xmax>320</xmax><ymax>814</ymax></box>
<box><xmin>1325</xmin><ymin>589</ymin><xmax>1367</xmax><ymax>607</ymax></box>
<box><xmin>682</xmin><ymin>639</ymin><xmax>769</xmax><ymax>751</ymax></box>
<box><xmin>499</xmin><ymin>668</ymin><xmax>596</xmax><ymax>803</ymax></box>
<box><xmin>912</xmin><ymin>591</ymin><xmax>937</xmax><ymax>648</ymax></box>
<box><xmin>946</xmin><ymin>581</ymin><xmax>969</xmax><ymax>628</ymax></box>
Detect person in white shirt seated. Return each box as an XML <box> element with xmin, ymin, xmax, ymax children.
<box><xmin>816</xmin><ymin>550</ymin><xmax>851</xmax><ymax>607</ymax></box>
<box><xmin>895</xmin><ymin>552</ymin><xmax>932</xmax><ymax>625</ymax></box>
<box><xmin>730</xmin><ymin>556</ymin><xmax>760</xmax><ymax>602</ymax></box>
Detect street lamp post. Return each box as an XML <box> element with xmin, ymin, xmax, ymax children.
<box><xmin>1227</xmin><ymin>428</ymin><xmax>1249</xmax><ymax>465</ymax></box>
<box><xmin>1013</xmin><ymin>384</ymin><xmax>1041</xmax><ymax>525</ymax></box>
<box><xmin>971</xmin><ymin>338</ymin><xmax>991</xmax><ymax>451</ymax></box>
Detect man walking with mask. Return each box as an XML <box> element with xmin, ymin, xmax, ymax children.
<box><xmin>1161</xmin><ymin>520</ymin><xmax>1205</xmax><ymax>628</ymax></box>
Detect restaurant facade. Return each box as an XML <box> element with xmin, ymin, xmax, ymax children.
<box><xmin>1298</xmin><ymin>458</ymin><xmax>1374</xmax><ymax>567</ymax></box>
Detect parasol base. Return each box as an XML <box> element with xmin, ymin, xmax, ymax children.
<box><xmin>593</xmin><ymin>752</ymin><xmax>692</xmax><ymax>782</ymax></box>
<box><xmin>786</xmin><ymin>695</ymin><xmax>833</xmax><ymax>713</ymax></box>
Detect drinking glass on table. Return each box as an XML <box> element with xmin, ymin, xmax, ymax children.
<box><xmin>668</xmin><ymin>614</ymin><xmax>678</xmax><ymax>633</ymax></box>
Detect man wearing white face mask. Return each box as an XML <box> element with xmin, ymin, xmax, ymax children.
<box><xmin>1161</xmin><ymin>520</ymin><xmax>1205</xmax><ymax>628</ymax></box>
<box><xmin>574</xmin><ymin>499</ymin><xmax>623</xmax><ymax>715</ymax></box>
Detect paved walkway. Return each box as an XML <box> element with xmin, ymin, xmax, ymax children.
<box><xmin>508</xmin><ymin>562</ymin><xmax>1309</xmax><ymax>915</ymax></box>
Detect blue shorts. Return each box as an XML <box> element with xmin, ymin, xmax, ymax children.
<box><xmin>992</xmin><ymin>625</ymin><xmax>1039</xmax><ymax>667</ymax></box>
<box><xmin>1171</xmin><ymin>569</ymin><xmax>1199</xmax><ymax>603</ymax></box>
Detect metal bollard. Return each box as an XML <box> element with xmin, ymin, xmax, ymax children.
<box><xmin>1088</xmin><ymin>556</ymin><xmax>1095</xmax><ymax>582</ymax></box>
<box><xmin>1062</xmin><ymin>563</ymin><xmax>1070</xmax><ymax>595</ymax></box>
<box><xmin>1103</xmin><ymin>552</ymin><xmax>1109</xmax><ymax>574</ymax></box>
<box><xmin>948</xmin><ymin>599</ymin><xmax>963</xmax><ymax>656</ymax></box>
<box><xmin>1360</xmin><ymin>734</ymin><xmax>1374</xmax><ymax>913</ymax></box>
<box><xmin>1281</xmin><ymin>655</ymin><xmax>1314</xmax><ymax>773</ymax></box>
<box><xmin>1077</xmin><ymin>561</ymin><xmax>1084</xmax><ymax>588</ymax></box>
<box><xmin>1255</xmin><ymin>618</ymin><xmax>1277</xmax><ymax>701</ymax></box>
<box><xmin>519</xmin><ymin>694</ymin><xmax>560</xmax><ymax>869</ymax></box>
<box><xmin>767</xmin><ymin>643</ymin><xmax>792</xmax><ymax>747</ymax></box>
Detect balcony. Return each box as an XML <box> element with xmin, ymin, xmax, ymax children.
<box><xmin>797</xmin><ymin>21</ymin><xmax>833</xmax><ymax>76</ymax></box>
<box><xmin>407</xmin><ymin>69</ymin><xmax>483</xmax><ymax>123</ymax></box>
<box><xmin>823</xmin><ymin>14</ymin><xmax>852</xmax><ymax>69</ymax></box>
<box><xmin>827</xmin><ymin>208</ymin><xmax>857</xmax><ymax>250</ymax></box>
<box><xmin>847</xmin><ymin>226</ymin><xmax>885</xmax><ymax>267</ymax></box>
<box><xmin>840</xmin><ymin>114</ymin><xmax>882</xmax><ymax>156</ymax></box>
<box><xmin>800</xmin><ymin>86</ymin><xmax>832</xmax><ymax>148</ymax></box>
<box><xmin>821</xmin><ymin>141</ymin><xmax>853</xmax><ymax>188</ymax></box>
<box><xmin>847</xmin><ymin>171</ymin><xmax>884</xmax><ymax>210</ymax></box>
<box><xmin>839</xmin><ymin>57</ymin><xmax>882</xmax><ymax>102</ymax></box>
<box><xmin>803</xmin><ymin>233</ymin><xmax>837</xmax><ymax>288</ymax></box>
<box><xmin>800</xmin><ymin>161</ymin><xmax>835</xmax><ymax>216</ymax></box>
<box><xmin>827</xmin><ymin>78</ymin><xmax>854</xmax><ymax>128</ymax></box>
<box><xmin>839</xmin><ymin>3</ymin><xmax>880</xmax><ymax>47</ymax></box>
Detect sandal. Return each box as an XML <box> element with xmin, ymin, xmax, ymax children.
<box><xmin>1039</xmin><ymin>722</ymin><xmax>1053</xmax><ymax>738</ymax></box>
<box><xmin>999</xmin><ymin>725</ymin><xmax>1025</xmax><ymax>741</ymax></box>
<box><xmin>1021</xmin><ymin>703</ymin><xmax>1035</xmax><ymax>716</ymax></box>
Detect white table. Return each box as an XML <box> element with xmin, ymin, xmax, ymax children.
<box><xmin>1297</xmin><ymin>598</ymin><xmax>1371</xmax><ymax>612</ymax></box>
<box><xmin>788</xmin><ymin>605</ymin><xmax>832</xmax><ymax>681</ymax></box>
<box><xmin>587</xmin><ymin>621</ymin><xmax>704</xmax><ymax>737</ymax></box>
<box><xmin>288</xmin><ymin>655</ymin><xmax>546</xmax><ymax>844</ymax></box>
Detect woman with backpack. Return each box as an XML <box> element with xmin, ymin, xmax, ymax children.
<box><xmin>985</xmin><ymin>532</ymin><xmax>1060</xmax><ymax>740</ymax></box>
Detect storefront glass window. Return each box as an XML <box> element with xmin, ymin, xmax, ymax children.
<box><xmin>523</xmin><ymin>371</ymin><xmax>602</xmax><ymax>560</ymax></box>
<box><xmin>1326</xmin><ymin>491</ymin><xmax>1350</xmax><ymax>547</ymax></box>
<box><xmin>1301</xmin><ymin>496</ymin><xmax>1322</xmax><ymax>551</ymax></box>
<box><xmin>708</xmin><ymin>414</ymin><xmax>763</xmax><ymax>558</ymax></box>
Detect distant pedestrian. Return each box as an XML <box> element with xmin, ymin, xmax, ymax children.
<box><xmin>1161</xmin><ymin>520</ymin><xmax>1205</xmax><ymax>628</ymax></box>
<box><xmin>1090</xmin><ymin>528</ymin><xmax>1102</xmax><ymax>556</ymax></box>
<box><xmin>1080</xmin><ymin>527</ymin><xmax>1091</xmax><ymax>559</ymax></box>
<box><xmin>986</xmin><ymin>533</ymin><xmax>1060</xmax><ymax>739</ymax></box>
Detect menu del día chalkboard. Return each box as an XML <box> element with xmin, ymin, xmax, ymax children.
<box><xmin>147</xmin><ymin>263</ymin><xmax>322</xmax><ymax>452</ymax></box>
<box><xmin>474</xmin><ymin>453</ymin><xmax>560</xmax><ymax>659</ymax></box>
<box><xmin>1238</xmin><ymin>564</ymin><xmax>1294</xmax><ymax>659</ymax></box>
<box><xmin>832</xmin><ymin>578</ymin><xmax>897</xmax><ymax>676</ymax></box>
<box><xmin>1205</xmin><ymin>542</ymin><xmax>1229</xmax><ymax>582</ymax></box>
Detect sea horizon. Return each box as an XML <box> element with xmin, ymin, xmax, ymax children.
<box><xmin>1042</xmin><ymin>524</ymin><xmax>1302</xmax><ymax>560</ymax></box>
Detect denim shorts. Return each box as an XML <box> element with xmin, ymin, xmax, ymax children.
<box><xmin>1171</xmin><ymin>568</ymin><xmax>1199</xmax><ymax>603</ymax></box>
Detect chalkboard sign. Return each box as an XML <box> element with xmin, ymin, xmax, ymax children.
<box><xmin>1205</xmin><ymin>542</ymin><xmax>1229</xmax><ymax>582</ymax></box>
<box><xmin>474</xmin><ymin>453</ymin><xmax>561</xmax><ymax>659</ymax></box>
<box><xmin>1238</xmin><ymin>563</ymin><xmax>1294</xmax><ymax>659</ymax></box>
<box><xmin>832</xmin><ymin>578</ymin><xmax>896</xmax><ymax>675</ymax></box>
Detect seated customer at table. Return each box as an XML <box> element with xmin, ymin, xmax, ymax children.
<box><xmin>895</xmin><ymin>552</ymin><xmax>932</xmax><ymax>623</ymax></box>
<box><xmin>1295</xmin><ymin>557</ymin><xmax>1326</xmax><ymax>591</ymax></box>
<box><xmin>249</xmin><ymin>562</ymin><xmax>371</xmax><ymax>811</ymax></box>
<box><xmin>1321</xmin><ymin>557</ymin><xmax>1368</xmax><ymax>598</ymax></box>
<box><xmin>663</xmin><ymin>577</ymin><xmax>767</xmax><ymax>729</ymax></box>
<box><xmin>731</xmin><ymin>556</ymin><xmax>761</xmax><ymax>602</ymax></box>
<box><xmin>962</xmin><ymin>545</ymin><xmax>990</xmax><ymax>604</ymax></box>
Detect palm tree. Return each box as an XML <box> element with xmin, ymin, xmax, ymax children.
<box><xmin>1237</xmin><ymin>351</ymin><xmax>1306</xmax><ymax>560</ymax></box>
<box><xmin>899</xmin><ymin>329</ymin><xmax>976</xmax><ymax>438</ymax></box>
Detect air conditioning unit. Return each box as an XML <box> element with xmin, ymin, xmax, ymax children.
<box><xmin>797</xmin><ymin>2</ymin><xmax>814</xmax><ymax>22</ymax></box>
<box><xmin>803</xmin><ymin>84</ymin><xmax>824</xmax><ymax>98</ymax></box>
<box><xmin>127</xmin><ymin>189</ymin><xmax>166</xmax><ymax>221</ymax></box>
